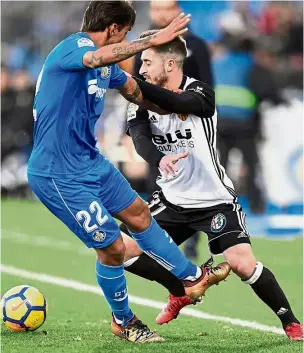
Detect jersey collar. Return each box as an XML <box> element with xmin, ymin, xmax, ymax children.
<box><xmin>179</xmin><ymin>75</ymin><xmax>188</xmax><ymax>90</ymax></box>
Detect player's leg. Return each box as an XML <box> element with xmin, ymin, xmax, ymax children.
<box><xmin>121</xmin><ymin>223</ymin><xmax>191</xmax><ymax>298</ymax></box>
<box><xmin>103</xmin><ymin>172</ymin><xmax>217</xmax><ymax>302</ymax></box>
<box><xmin>223</xmin><ymin>244</ymin><xmax>302</xmax><ymax>339</ymax></box>
<box><xmin>27</xmin><ymin>174</ymin><xmax>163</xmax><ymax>342</ymax></box>
<box><xmin>119</xmin><ymin>193</ymin><xmax>230</xmax><ymax>324</ymax></box>
<box><xmin>207</xmin><ymin>204</ymin><xmax>302</xmax><ymax>341</ymax></box>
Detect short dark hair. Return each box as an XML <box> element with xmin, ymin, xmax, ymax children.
<box><xmin>140</xmin><ymin>29</ymin><xmax>187</xmax><ymax>67</ymax></box>
<box><xmin>81</xmin><ymin>1</ymin><xmax>136</xmax><ymax>32</ymax></box>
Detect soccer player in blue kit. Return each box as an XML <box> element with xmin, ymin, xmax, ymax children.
<box><xmin>27</xmin><ymin>1</ymin><xmax>229</xmax><ymax>343</ymax></box>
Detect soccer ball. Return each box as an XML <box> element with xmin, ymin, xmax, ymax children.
<box><xmin>1</xmin><ymin>285</ymin><xmax>48</xmax><ymax>332</ymax></box>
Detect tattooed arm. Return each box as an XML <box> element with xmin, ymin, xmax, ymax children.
<box><xmin>118</xmin><ymin>76</ymin><xmax>143</xmax><ymax>105</ymax></box>
<box><xmin>83</xmin><ymin>37</ymin><xmax>153</xmax><ymax>69</ymax></box>
<box><xmin>83</xmin><ymin>13</ymin><xmax>190</xmax><ymax>68</ymax></box>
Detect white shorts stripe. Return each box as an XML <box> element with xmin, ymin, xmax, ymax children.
<box><xmin>52</xmin><ymin>179</ymin><xmax>82</xmax><ymax>228</ymax></box>
<box><xmin>151</xmin><ymin>205</ymin><xmax>166</xmax><ymax>216</ymax></box>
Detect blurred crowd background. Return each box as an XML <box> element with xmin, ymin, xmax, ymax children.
<box><xmin>1</xmin><ymin>1</ymin><xmax>303</xmax><ymax>247</ymax></box>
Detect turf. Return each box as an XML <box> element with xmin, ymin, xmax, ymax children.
<box><xmin>1</xmin><ymin>199</ymin><xmax>303</xmax><ymax>353</ymax></box>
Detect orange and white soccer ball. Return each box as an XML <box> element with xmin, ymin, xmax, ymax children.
<box><xmin>1</xmin><ymin>285</ymin><xmax>48</xmax><ymax>331</ymax></box>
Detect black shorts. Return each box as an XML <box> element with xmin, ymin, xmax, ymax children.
<box><xmin>143</xmin><ymin>191</ymin><xmax>250</xmax><ymax>255</ymax></box>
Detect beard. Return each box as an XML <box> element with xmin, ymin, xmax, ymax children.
<box><xmin>146</xmin><ymin>69</ymin><xmax>168</xmax><ymax>87</ymax></box>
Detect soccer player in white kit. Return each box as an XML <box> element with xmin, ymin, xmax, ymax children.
<box><xmin>120</xmin><ymin>30</ymin><xmax>303</xmax><ymax>341</ymax></box>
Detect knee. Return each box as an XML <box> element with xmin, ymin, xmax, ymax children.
<box><xmin>96</xmin><ymin>237</ymin><xmax>126</xmax><ymax>266</ymax></box>
<box><xmin>230</xmin><ymin>258</ymin><xmax>256</xmax><ymax>279</ymax></box>
<box><xmin>224</xmin><ymin>245</ymin><xmax>257</xmax><ymax>279</ymax></box>
<box><xmin>128</xmin><ymin>199</ymin><xmax>151</xmax><ymax>232</ymax></box>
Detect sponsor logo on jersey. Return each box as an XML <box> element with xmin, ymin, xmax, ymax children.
<box><xmin>152</xmin><ymin>129</ymin><xmax>193</xmax><ymax>145</ymax></box>
<box><xmin>152</xmin><ymin>129</ymin><xmax>195</xmax><ymax>152</ymax></box>
<box><xmin>149</xmin><ymin>115</ymin><xmax>158</xmax><ymax>123</ymax></box>
<box><xmin>93</xmin><ymin>230</ymin><xmax>106</xmax><ymax>242</ymax></box>
<box><xmin>100</xmin><ymin>66</ymin><xmax>111</xmax><ymax>79</ymax></box>
<box><xmin>77</xmin><ymin>38</ymin><xmax>95</xmax><ymax>48</ymax></box>
<box><xmin>88</xmin><ymin>79</ymin><xmax>107</xmax><ymax>99</ymax></box>
<box><xmin>127</xmin><ymin>103</ymin><xmax>139</xmax><ymax>121</ymax></box>
<box><xmin>211</xmin><ymin>213</ymin><xmax>226</xmax><ymax>232</ymax></box>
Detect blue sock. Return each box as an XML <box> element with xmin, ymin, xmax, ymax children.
<box><xmin>95</xmin><ymin>260</ymin><xmax>134</xmax><ymax>327</ymax></box>
<box><xmin>129</xmin><ymin>218</ymin><xmax>199</xmax><ymax>280</ymax></box>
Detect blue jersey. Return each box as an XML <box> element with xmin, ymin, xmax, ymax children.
<box><xmin>28</xmin><ymin>32</ymin><xmax>127</xmax><ymax>178</ymax></box>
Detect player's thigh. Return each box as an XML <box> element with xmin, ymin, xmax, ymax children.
<box><xmin>119</xmin><ymin>191</ymin><xmax>195</xmax><ymax>246</ymax></box>
<box><xmin>99</xmin><ymin>164</ymin><xmax>138</xmax><ymax>216</ymax></box>
<box><xmin>145</xmin><ymin>191</ymin><xmax>195</xmax><ymax>245</ymax></box>
<box><xmin>191</xmin><ymin>204</ymin><xmax>251</xmax><ymax>255</ymax></box>
<box><xmin>28</xmin><ymin>174</ymin><xmax>120</xmax><ymax>249</ymax></box>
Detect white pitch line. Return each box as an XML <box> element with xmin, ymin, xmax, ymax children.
<box><xmin>1</xmin><ymin>229</ymin><xmax>93</xmax><ymax>256</ymax></box>
<box><xmin>1</xmin><ymin>264</ymin><xmax>285</xmax><ymax>336</ymax></box>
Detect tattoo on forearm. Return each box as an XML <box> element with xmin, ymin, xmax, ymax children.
<box><xmin>124</xmin><ymin>83</ymin><xmax>141</xmax><ymax>104</ymax></box>
<box><xmin>112</xmin><ymin>35</ymin><xmax>155</xmax><ymax>61</ymax></box>
<box><xmin>85</xmin><ymin>34</ymin><xmax>156</xmax><ymax>68</ymax></box>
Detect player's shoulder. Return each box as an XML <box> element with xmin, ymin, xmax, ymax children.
<box><xmin>183</xmin><ymin>76</ymin><xmax>213</xmax><ymax>94</ymax></box>
<box><xmin>61</xmin><ymin>32</ymin><xmax>96</xmax><ymax>49</ymax></box>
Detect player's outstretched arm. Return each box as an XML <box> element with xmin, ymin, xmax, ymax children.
<box><xmin>133</xmin><ymin>78</ymin><xmax>215</xmax><ymax>118</ymax></box>
<box><xmin>118</xmin><ymin>78</ymin><xmax>170</xmax><ymax>109</ymax></box>
<box><xmin>118</xmin><ymin>77</ymin><xmax>143</xmax><ymax>105</ymax></box>
<box><xmin>83</xmin><ymin>13</ymin><xmax>191</xmax><ymax>69</ymax></box>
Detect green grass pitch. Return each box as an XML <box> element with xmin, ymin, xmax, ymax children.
<box><xmin>1</xmin><ymin>199</ymin><xmax>303</xmax><ymax>353</ymax></box>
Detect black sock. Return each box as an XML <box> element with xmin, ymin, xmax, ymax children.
<box><xmin>249</xmin><ymin>266</ymin><xmax>299</xmax><ymax>328</ymax></box>
<box><xmin>125</xmin><ymin>253</ymin><xmax>186</xmax><ymax>297</ymax></box>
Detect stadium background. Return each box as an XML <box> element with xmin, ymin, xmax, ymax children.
<box><xmin>1</xmin><ymin>1</ymin><xmax>303</xmax><ymax>353</ymax></box>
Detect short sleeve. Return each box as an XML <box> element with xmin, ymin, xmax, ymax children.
<box><xmin>109</xmin><ymin>64</ymin><xmax>128</xmax><ymax>89</ymax></box>
<box><xmin>126</xmin><ymin>104</ymin><xmax>149</xmax><ymax>135</ymax></box>
<box><xmin>59</xmin><ymin>36</ymin><xmax>96</xmax><ymax>71</ymax></box>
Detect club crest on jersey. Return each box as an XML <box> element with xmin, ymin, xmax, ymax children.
<box><xmin>211</xmin><ymin>213</ymin><xmax>226</xmax><ymax>233</ymax></box>
<box><xmin>177</xmin><ymin>113</ymin><xmax>188</xmax><ymax>121</ymax></box>
<box><xmin>93</xmin><ymin>230</ymin><xmax>106</xmax><ymax>242</ymax></box>
<box><xmin>101</xmin><ymin>66</ymin><xmax>111</xmax><ymax>79</ymax></box>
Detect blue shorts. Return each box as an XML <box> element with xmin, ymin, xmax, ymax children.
<box><xmin>27</xmin><ymin>161</ymin><xmax>137</xmax><ymax>249</ymax></box>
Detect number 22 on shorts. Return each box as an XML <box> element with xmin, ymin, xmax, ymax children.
<box><xmin>76</xmin><ymin>201</ymin><xmax>108</xmax><ymax>233</ymax></box>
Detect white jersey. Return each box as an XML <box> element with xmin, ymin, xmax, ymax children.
<box><xmin>128</xmin><ymin>75</ymin><xmax>236</xmax><ymax>209</ymax></box>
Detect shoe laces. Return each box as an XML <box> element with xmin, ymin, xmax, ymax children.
<box><xmin>129</xmin><ymin>319</ymin><xmax>150</xmax><ymax>333</ymax></box>
<box><xmin>207</xmin><ymin>265</ymin><xmax>220</xmax><ymax>276</ymax></box>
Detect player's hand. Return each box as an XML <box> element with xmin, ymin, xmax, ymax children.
<box><xmin>159</xmin><ymin>152</ymin><xmax>189</xmax><ymax>179</ymax></box>
<box><xmin>150</xmin><ymin>13</ymin><xmax>191</xmax><ymax>46</ymax></box>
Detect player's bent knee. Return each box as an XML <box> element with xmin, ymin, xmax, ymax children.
<box><xmin>95</xmin><ymin>236</ymin><xmax>126</xmax><ymax>266</ymax></box>
<box><xmin>224</xmin><ymin>244</ymin><xmax>256</xmax><ymax>279</ymax></box>
<box><xmin>124</xmin><ymin>198</ymin><xmax>151</xmax><ymax>232</ymax></box>
<box><xmin>230</xmin><ymin>259</ymin><xmax>256</xmax><ymax>279</ymax></box>
<box><xmin>116</xmin><ymin>196</ymin><xmax>152</xmax><ymax>233</ymax></box>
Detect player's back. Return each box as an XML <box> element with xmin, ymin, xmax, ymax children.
<box><xmin>28</xmin><ymin>32</ymin><xmax>127</xmax><ymax>178</ymax></box>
